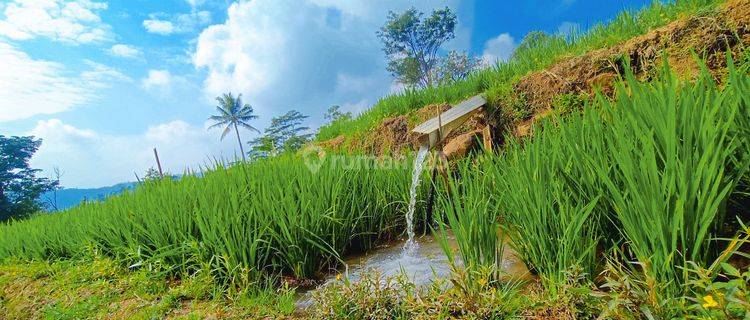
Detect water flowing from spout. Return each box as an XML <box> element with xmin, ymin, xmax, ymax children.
<box><xmin>404</xmin><ymin>145</ymin><xmax>429</xmax><ymax>253</ymax></box>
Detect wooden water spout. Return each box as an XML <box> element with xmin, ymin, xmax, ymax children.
<box><xmin>412</xmin><ymin>94</ymin><xmax>488</xmax><ymax>234</ymax></box>
<box><xmin>412</xmin><ymin>94</ymin><xmax>487</xmax><ymax>150</ymax></box>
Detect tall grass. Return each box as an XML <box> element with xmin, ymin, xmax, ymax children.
<box><xmin>317</xmin><ymin>0</ymin><xmax>724</xmax><ymax>142</ymax></box>
<box><xmin>0</xmin><ymin>154</ymin><xmax>422</xmax><ymax>288</ymax></box>
<box><xmin>439</xmin><ymin>55</ymin><xmax>750</xmax><ymax>293</ymax></box>
<box><xmin>436</xmin><ymin>158</ymin><xmax>504</xmax><ymax>280</ymax></box>
<box><xmin>593</xmin><ymin>59</ymin><xmax>750</xmax><ymax>294</ymax></box>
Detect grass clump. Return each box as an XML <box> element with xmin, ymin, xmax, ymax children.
<box><xmin>0</xmin><ymin>257</ymin><xmax>296</xmax><ymax>319</ymax></box>
<box><xmin>309</xmin><ymin>270</ymin><xmax>523</xmax><ymax>319</ymax></box>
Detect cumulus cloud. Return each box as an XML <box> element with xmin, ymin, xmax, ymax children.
<box><xmin>140</xmin><ymin>69</ymin><xmax>190</xmax><ymax>97</ymax></box>
<box><xmin>28</xmin><ymin>119</ymin><xmax>239</xmax><ymax>188</ymax></box>
<box><xmin>193</xmin><ymin>0</ymin><xmax>464</xmax><ymax>128</ymax></box>
<box><xmin>481</xmin><ymin>33</ymin><xmax>516</xmax><ymax>65</ymax></box>
<box><xmin>0</xmin><ymin>41</ymin><xmax>128</xmax><ymax>122</ymax></box>
<box><xmin>143</xmin><ymin>11</ymin><xmax>211</xmax><ymax>35</ymax></box>
<box><xmin>108</xmin><ymin>44</ymin><xmax>143</xmax><ymax>59</ymax></box>
<box><xmin>143</xmin><ymin>19</ymin><xmax>175</xmax><ymax>35</ymax></box>
<box><xmin>0</xmin><ymin>0</ymin><xmax>111</xmax><ymax>44</ymax></box>
<box><xmin>141</xmin><ymin>70</ymin><xmax>173</xmax><ymax>89</ymax></box>
<box><xmin>185</xmin><ymin>0</ymin><xmax>208</xmax><ymax>9</ymax></box>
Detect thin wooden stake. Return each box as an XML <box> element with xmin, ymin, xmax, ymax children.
<box><xmin>153</xmin><ymin>148</ymin><xmax>164</xmax><ymax>179</ymax></box>
<box><xmin>483</xmin><ymin>124</ymin><xmax>493</xmax><ymax>152</ymax></box>
<box><xmin>437</xmin><ymin>105</ymin><xmax>443</xmax><ymax>144</ymax></box>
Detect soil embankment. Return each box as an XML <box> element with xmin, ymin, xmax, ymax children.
<box><xmin>320</xmin><ymin>0</ymin><xmax>750</xmax><ymax>156</ymax></box>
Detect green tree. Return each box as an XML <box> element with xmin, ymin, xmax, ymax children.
<box><xmin>143</xmin><ymin>167</ymin><xmax>163</xmax><ymax>181</ymax></box>
<box><xmin>249</xmin><ymin>110</ymin><xmax>312</xmax><ymax>158</ymax></box>
<box><xmin>0</xmin><ymin>135</ymin><xmax>57</xmax><ymax>221</ymax></box>
<box><xmin>377</xmin><ymin>7</ymin><xmax>457</xmax><ymax>88</ymax></box>
<box><xmin>208</xmin><ymin>92</ymin><xmax>260</xmax><ymax>162</ymax></box>
<box><xmin>323</xmin><ymin>105</ymin><xmax>352</xmax><ymax>124</ymax></box>
<box><xmin>247</xmin><ymin>135</ymin><xmax>277</xmax><ymax>160</ymax></box>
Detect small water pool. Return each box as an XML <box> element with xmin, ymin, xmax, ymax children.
<box><xmin>295</xmin><ymin>233</ymin><xmax>455</xmax><ymax>309</ymax></box>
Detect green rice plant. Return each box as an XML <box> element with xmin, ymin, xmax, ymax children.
<box><xmin>440</xmin><ymin>54</ymin><xmax>750</xmax><ymax>293</ymax></box>
<box><xmin>592</xmin><ymin>58</ymin><xmax>750</xmax><ymax>295</ymax></box>
<box><xmin>436</xmin><ymin>157</ymin><xmax>504</xmax><ymax>282</ymax></box>
<box><xmin>439</xmin><ymin>109</ymin><xmax>610</xmax><ymax>285</ymax></box>
<box><xmin>496</xmin><ymin>127</ymin><xmax>602</xmax><ymax>285</ymax></box>
<box><xmin>0</xmin><ymin>153</ymin><xmax>422</xmax><ymax>290</ymax></box>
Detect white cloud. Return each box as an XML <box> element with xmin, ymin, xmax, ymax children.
<box><xmin>481</xmin><ymin>33</ymin><xmax>516</xmax><ymax>65</ymax></box>
<box><xmin>193</xmin><ymin>0</ymin><xmax>463</xmax><ymax>129</ymax></box>
<box><xmin>186</xmin><ymin>0</ymin><xmax>208</xmax><ymax>9</ymax></box>
<box><xmin>141</xmin><ymin>70</ymin><xmax>173</xmax><ymax>89</ymax></box>
<box><xmin>0</xmin><ymin>41</ymin><xmax>128</xmax><ymax>122</ymax></box>
<box><xmin>140</xmin><ymin>69</ymin><xmax>189</xmax><ymax>97</ymax></box>
<box><xmin>80</xmin><ymin>59</ymin><xmax>131</xmax><ymax>82</ymax></box>
<box><xmin>143</xmin><ymin>11</ymin><xmax>211</xmax><ymax>35</ymax></box>
<box><xmin>557</xmin><ymin>21</ymin><xmax>580</xmax><ymax>36</ymax></box>
<box><xmin>108</xmin><ymin>44</ymin><xmax>142</xmax><ymax>59</ymax></box>
<box><xmin>143</xmin><ymin>19</ymin><xmax>175</xmax><ymax>35</ymax></box>
<box><xmin>28</xmin><ymin>119</ymin><xmax>239</xmax><ymax>188</ymax></box>
<box><xmin>0</xmin><ymin>0</ymin><xmax>111</xmax><ymax>44</ymax></box>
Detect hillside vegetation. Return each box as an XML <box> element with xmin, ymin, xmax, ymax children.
<box><xmin>317</xmin><ymin>0</ymin><xmax>747</xmax><ymax>155</ymax></box>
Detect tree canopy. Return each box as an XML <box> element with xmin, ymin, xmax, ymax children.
<box><xmin>0</xmin><ymin>135</ymin><xmax>57</xmax><ymax>221</ymax></box>
<box><xmin>378</xmin><ymin>7</ymin><xmax>471</xmax><ymax>88</ymax></box>
<box><xmin>249</xmin><ymin>110</ymin><xmax>312</xmax><ymax>159</ymax></box>
<box><xmin>323</xmin><ymin>105</ymin><xmax>352</xmax><ymax>124</ymax></box>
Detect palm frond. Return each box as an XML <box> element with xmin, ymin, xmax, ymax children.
<box><xmin>219</xmin><ymin>125</ymin><xmax>232</xmax><ymax>140</ymax></box>
<box><xmin>215</xmin><ymin>106</ymin><xmax>231</xmax><ymax>117</ymax></box>
<box><xmin>208</xmin><ymin>115</ymin><xmax>226</xmax><ymax>122</ymax></box>
<box><xmin>206</xmin><ymin>121</ymin><xmax>227</xmax><ymax>131</ymax></box>
<box><xmin>237</xmin><ymin>122</ymin><xmax>261</xmax><ymax>134</ymax></box>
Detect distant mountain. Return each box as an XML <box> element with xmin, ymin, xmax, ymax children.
<box><xmin>42</xmin><ymin>182</ymin><xmax>138</xmax><ymax>211</ymax></box>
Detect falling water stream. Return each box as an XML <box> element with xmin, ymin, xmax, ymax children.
<box><xmin>295</xmin><ymin>145</ymin><xmax>530</xmax><ymax>310</ymax></box>
<box><xmin>404</xmin><ymin>145</ymin><xmax>430</xmax><ymax>253</ymax></box>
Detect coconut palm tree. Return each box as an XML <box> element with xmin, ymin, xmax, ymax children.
<box><xmin>208</xmin><ymin>93</ymin><xmax>260</xmax><ymax>161</ymax></box>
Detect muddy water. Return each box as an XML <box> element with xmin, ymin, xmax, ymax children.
<box><xmin>296</xmin><ymin>232</ymin><xmax>531</xmax><ymax>309</ymax></box>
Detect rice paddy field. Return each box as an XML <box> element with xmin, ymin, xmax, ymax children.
<box><xmin>0</xmin><ymin>154</ymin><xmax>426</xmax><ymax>283</ymax></box>
<box><xmin>2</xmin><ymin>0</ymin><xmax>750</xmax><ymax>319</ymax></box>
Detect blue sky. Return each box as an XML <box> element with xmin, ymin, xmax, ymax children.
<box><xmin>0</xmin><ymin>0</ymin><xmax>650</xmax><ymax>188</ymax></box>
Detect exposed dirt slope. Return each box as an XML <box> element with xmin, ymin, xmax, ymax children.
<box><xmin>320</xmin><ymin>104</ymin><xmax>486</xmax><ymax>156</ymax></box>
<box><xmin>513</xmin><ymin>0</ymin><xmax>750</xmax><ymax>136</ymax></box>
<box><xmin>320</xmin><ymin>0</ymin><xmax>750</xmax><ymax>156</ymax></box>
